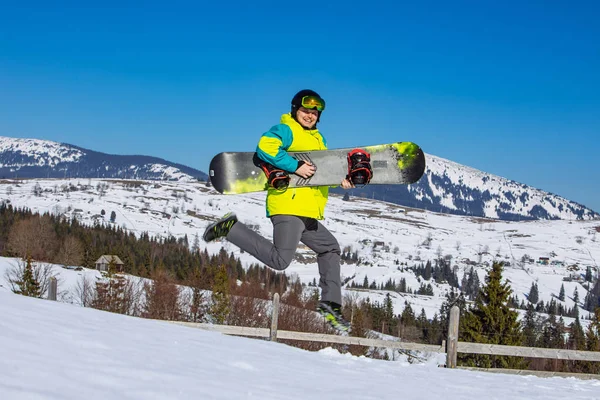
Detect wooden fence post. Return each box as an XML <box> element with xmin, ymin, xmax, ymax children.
<box><xmin>446</xmin><ymin>305</ymin><xmax>460</xmax><ymax>368</ymax></box>
<box><xmin>48</xmin><ymin>277</ymin><xmax>57</xmax><ymax>301</ymax></box>
<box><xmin>270</xmin><ymin>292</ymin><xmax>280</xmax><ymax>342</ymax></box>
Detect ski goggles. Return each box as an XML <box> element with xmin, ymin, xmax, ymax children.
<box><xmin>301</xmin><ymin>95</ymin><xmax>326</xmax><ymax>111</ymax></box>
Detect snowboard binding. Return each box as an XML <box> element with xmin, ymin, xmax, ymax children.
<box><xmin>252</xmin><ymin>153</ymin><xmax>291</xmax><ymax>190</ymax></box>
<box><xmin>346</xmin><ymin>149</ymin><xmax>373</xmax><ymax>186</ymax></box>
<box><xmin>258</xmin><ymin>162</ymin><xmax>290</xmax><ymax>190</ymax></box>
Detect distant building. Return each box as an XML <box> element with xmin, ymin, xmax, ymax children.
<box><xmin>538</xmin><ymin>257</ymin><xmax>550</xmax><ymax>265</ymax></box>
<box><xmin>95</xmin><ymin>255</ymin><xmax>124</xmax><ymax>272</ymax></box>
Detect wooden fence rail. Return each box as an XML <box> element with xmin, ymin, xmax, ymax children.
<box><xmin>46</xmin><ymin>278</ymin><xmax>598</xmax><ymax>372</ymax></box>
<box><xmin>169</xmin><ymin>300</ymin><xmax>600</xmax><ymax>371</ymax></box>
<box><xmin>170</xmin><ymin>320</ymin><xmax>445</xmax><ymax>353</ymax></box>
<box><xmin>457</xmin><ymin>342</ymin><xmax>600</xmax><ymax>362</ymax></box>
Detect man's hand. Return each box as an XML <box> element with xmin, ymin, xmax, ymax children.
<box><xmin>340</xmin><ymin>177</ymin><xmax>355</xmax><ymax>189</ymax></box>
<box><xmin>296</xmin><ymin>162</ymin><xmax>316</xmax><ymax>179</ymax></box>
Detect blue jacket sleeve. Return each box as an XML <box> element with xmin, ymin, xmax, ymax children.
<box><xmin>256</xmin><ymin>124</ymin><xmax>299</xmax><ymax>172</ymax></box>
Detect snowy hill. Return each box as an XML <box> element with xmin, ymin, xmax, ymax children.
<box><xmin>1</xmin><ymin>178</ymin><xmax>598</xmax><ymax>323</ymax></box>
<box><xmin>0</xmin><ymin>136</ymin><xmax>207</xmax><ymax>181</ymax></box>
<box><xmin>1</xmin><ymin>290</ymin><xmax>598</xmax><ymax>399</ymax></box>
<box><xmin>1</xmin><ymin>135</ymin><xmax>597</xmax><ymax>221</ymax></box>
<box><xmin>336</xmin><ymin>153</ymin><xmax>599</xmax><ymax>221</ymax></box>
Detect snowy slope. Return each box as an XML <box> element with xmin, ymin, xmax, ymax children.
<box><xmin>1</xmin><ymin>178</ymin><xmax>598</xmax><ymax>323</ymax></box>
<box><xmin>1</xmin><ymin>291</ymin><xmax>599</xmax><ymax>400</ymax></box>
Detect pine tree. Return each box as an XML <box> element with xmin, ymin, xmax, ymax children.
<box><xmin>14</xmin><ymin>256</ymin><xmax>42</xmax><ymax>298</ymax></box>
<box><xmin>466</xmin><ymin>267</ymin><xmax>480</xmax><ymax>300</ymax></box>
<box><xmin>400</xmin><ymin>301</ymin><xmax>416</xmax><ymax>326</ymax></box>
<box><xmin>424</xmin><ymin>260</ymin><xmax>432</xmax><ymax>281</ymax></box>
<box><xmin>521</xmin><ymin>304</ymin><xmax>539</xmax><ymax>347</ymax></box>
<box><xmin>459</xmin><ymin>262</ymin><xmax>524</xmax><ymax>369</ymax></box>
<box><xmin>584</xmin><ymin>309</ymin><xmax>600</xmax><ymax>374</ymax></box>
<box><xmin>558</xmin><ymin>284</ymin><xmax>565</xmax><ymax>302</ymax></box>
<box><xmin>210</xmin><ymin>264</ymin><xmax>231</xmax><ymax>324</ymax></box>
<box><xmin>568</xmin><ymin>316</ymin><xmax>586</xmax><ymax>350</ymax></box>
<box><xmin>382</xmin><ymin>293</ymin><xmax>397</xmax><ymax>335</ymax></box>
<box><xmin>191</xmin><ymin>233</ymin><xmax>200</xmax><ymax>254</ymax></box>
<box><xmin>528</xmin><ymin>282</ymin><xmax>539</xmax><ymax>304</ymax></box>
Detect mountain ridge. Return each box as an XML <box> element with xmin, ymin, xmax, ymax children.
<box><xmin>1</xmin><ymin>135</ymin><xmax>596</xmax><ymax>220</ymax></box>
<box><xmin>0</xmin><ymin>136</ymin><xmax>207</xmax><ymax>182</ymax></box>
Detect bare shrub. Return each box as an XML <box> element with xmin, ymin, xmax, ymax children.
<box><xmin>183</xmin><ymin>267</ymin><xmax>209</xmax><ymax>322</ymax></box>
<box><xmin>91</xmin><ymin>260</ymin><xmax>141</xmax><ymax>315</ymax></box>
<box><xmin>277</xmin><ymin>281</ymin><xmax>338</xmax><ymax>351</ymax></box>
<box><xmin>7</xmin><ymin>215</ymin><xmax>58</xmax><ymax>261</ymax></box>
<box><xmin>55</xmin><ymin>235</ymin><xmax>84</xmax><ymax>267</ymax></box>
<box><xmin>142</xmin><ymin>269</ymin><xmax>183</xmax><ymax>321</ymax></box>
<box><xmin>74</xmin><ymin>274</ymin><xmax>95</xmax><ymax>307</ymax></box>
<box><xmin>227</xmin><ymin>281</ymin><xmax>271</xmax><ymax>328</ymax></box>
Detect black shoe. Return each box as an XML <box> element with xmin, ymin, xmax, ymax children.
<box><xmin>318</xmin><ymin>301</ymin><xmax>351</xmax><ymax>333</ymax></box>
<box><xmin>203</xmin><ymin>213</ymin><xmax>237</xmax><ymax>242</ymax></box>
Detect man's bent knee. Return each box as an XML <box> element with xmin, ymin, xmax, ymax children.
<box><xmin>269</xmin><ymin>249</ymin><xmax>294</xmax><ymax>271</ymax></box>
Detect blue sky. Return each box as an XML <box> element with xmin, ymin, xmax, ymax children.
<box><xmin>1</xmin><ymin>1</ymin><xmax>599</xmax><ymax>212</ymax></box>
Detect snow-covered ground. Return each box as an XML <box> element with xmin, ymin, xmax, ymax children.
<box><xmin>1</xmin><ymin>178</ymin><xmax>599</xmax><ymax>322</ymax></box>
<box><xmin>1</xmin><ymin>291</ymin><xmax>599</xmax><ymax>400</ymax></box>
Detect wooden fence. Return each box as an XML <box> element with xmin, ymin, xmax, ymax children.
<box><xmin>46</xmin><ymin>287</ymin><xmax>600</xmax><ymax>376</ymax></box>
<box><xmin>169</xmin><ymin>296</ymin><xmax>600</xmax><ymax>376</ymax></box>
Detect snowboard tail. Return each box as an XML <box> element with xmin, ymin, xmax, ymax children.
<box><xmin>209</xmin><ymin>142</ymin><xmax>425</xmax><ymax>195</ymax></box>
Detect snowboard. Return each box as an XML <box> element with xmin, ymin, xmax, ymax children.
<box><xmin>208</xmin><ymin>142</ymin><xmax>426</xmax><ymax>195</ymax></box>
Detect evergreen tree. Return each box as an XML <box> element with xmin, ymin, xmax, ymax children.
<box><xmin>585</xmin><ymin>266</ymin><xmax>593</xmax><ymax>282</ymax></box>
<box><xmin>521</xmin><ymin>304</ymin><xmax>539</xmax><ymax>347</ymax></box>
<box><xmin>210</xmin><ymin>264</ymin><xmax>231</xmax><ymax>324</ymax></box>
<box><xmin>465</xmin><ymin>267</ymin><xmax>481</xmax><ymax>300</ymax></box>
<box><xmin>558</xmin><ymin>284</ymin><xmax>565</xmax><ymax>302</ymax></box>
<box><xmin>539</xmin><ymin>310</ymin><xmax>561</xmax><ymax>348</ymax></box>
<box><xmin>568</xmin><ymin>316</ymin><xmax>586</xmax><ymax>351</ymax></box>
<box><xmin>191</xmin><ymin>233</ymin><xmax>200</xmax><ymax>254</ymax></box>
<box><xmin>424</xmin><ymin>260</ymin><xmax>432</xmax><ymax>281</ymax></box>
<box><xmin>382</xmin><ymin>293</ymin><xmax>396</xmax><ymax>335</ymax></box>
<box><xmin>14</xmin><ymin>256</ymin><xmax>42</xmax><ymax>298</ymax></box>
<box><xmin>400</xmin><ymin>301</ymin><xmax>416</xmax><ymax>326</ymax></box>
<box><xmin>528</xmin><ymin>282</ymin><xmax>539</xmax><ymax>304</ymax></box>
<box><xmin>584</xmin><ymin>309</ymin><xmax>600</xmax><ymax>374</ymax></box>
<box><xmin>584</xmin><ymin>279</ymin><xmax>600</xmax><ymax>312</ymax></box>
<box><xmin>459</xmin><ymin>262</ymin><xmax>524</xmax><ymax>369</ymax></box>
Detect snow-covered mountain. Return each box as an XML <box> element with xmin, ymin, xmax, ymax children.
<box><xmin>337</xmin><ymin>153</ymin><xmax>599</xmax><ymax>221</ymax></box>
<box><xmin>1</xmin><ymin>135</ymin><xmax>597</xmax><ymax>221</ymax></box>
<box><xmin>0</xmin><ymin>136</ymin><xmax>207</xmax><ymax>182</ymax></box>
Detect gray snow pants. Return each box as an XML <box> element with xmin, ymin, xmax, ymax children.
<box><xmin>226</xmin><ymin>215</ymin><xmax>342</xmax><ymax>304</ymax></box>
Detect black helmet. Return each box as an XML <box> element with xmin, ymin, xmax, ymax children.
<box><xmin>291</xmin><ymin>89</ymin><xmax>325</xmax><ymax>124</ymax></box>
